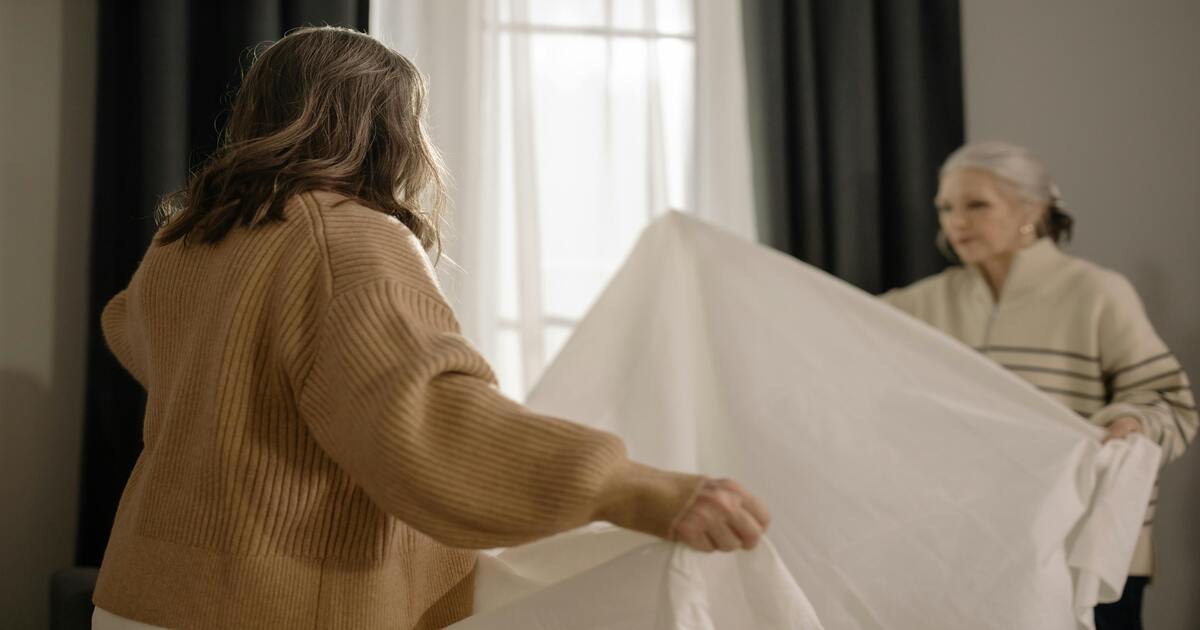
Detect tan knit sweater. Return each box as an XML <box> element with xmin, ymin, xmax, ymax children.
<box><xmin>93</xmin><ymin>191</ymin><xmax>703</xmax><ymax>629</ymax></box>
<box><xmin>883</xmin><ymin>238</ymin><xmax>1197</xmax><ymax>575</ymax></box>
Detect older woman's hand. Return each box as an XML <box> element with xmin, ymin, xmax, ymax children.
<box><xmin>1103</xmin><ymin>416</ymin><xmax>1144</xmax><ymax>443</ymax></box>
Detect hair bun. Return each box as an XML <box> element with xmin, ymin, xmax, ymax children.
<box><xmin>1045</xmin><ymin>205</ymin><xmax>1074</xmax><ymax>243</ymax></box>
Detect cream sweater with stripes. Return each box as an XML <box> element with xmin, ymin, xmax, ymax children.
<box><xmin>883</xmin><ymin>238</ymin><xmax>1197</xmax><ymax>576</ymax></box>
<box><xmin>93</xmin><ymin>191</ymin><xmax>703</xmax><ymax>629</ymax></box>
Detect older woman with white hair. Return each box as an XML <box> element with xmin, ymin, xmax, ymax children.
<box><xmin>883</xmin><ymin>141</ymin><xmax>1197</xmax><ymax>630</ymax></box>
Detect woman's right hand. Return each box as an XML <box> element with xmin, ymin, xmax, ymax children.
<box><xmin>1103</xmin><ymin>416</ymin><xmax>1144</xmax><ymax>443</ymax></box>
<box><xmin>669</xmin><ymin>478</ymin><xmax>770</xmax><ymax>552</ymax></box>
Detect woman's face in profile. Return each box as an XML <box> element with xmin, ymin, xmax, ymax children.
<box><xmin>935</xmin><ymin>168</ymin><xmax>1035</xmax><ymax>265</ymax></box>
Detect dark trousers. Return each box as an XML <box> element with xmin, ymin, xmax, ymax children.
<box><xmin>1094</xmin><ymin>576</ymin><xmax>1149</xmax><ymax>630</ymax></box>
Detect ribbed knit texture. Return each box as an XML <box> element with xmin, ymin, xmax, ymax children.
<box><xmin>883</xmin><ymin>238</ymin><xmax>1198</xmax><ymax>576</ymax></box>
<box><xmin>94</xmin><ymin>191</ymin><xmax>703</xmax><ymax>629</ymax></box>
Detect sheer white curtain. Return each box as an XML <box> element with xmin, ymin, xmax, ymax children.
<box><xmin>373</xmin><ymin>0</ymin><xmax>755</xmax><ymax>399</ymax></box>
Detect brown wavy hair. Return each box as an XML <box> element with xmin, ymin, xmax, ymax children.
<box><xmin>156</xmin><ymin>26</ymin><xmax>446</xmax><ymax>254</ymax></box>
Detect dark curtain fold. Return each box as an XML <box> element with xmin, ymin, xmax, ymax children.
<box><xmin>741</xmin><ymin>0</ymin><xmax>964</xmax><ymax>293</ymax></box>
<box><xmin>77</xmin><ymin>0</ymin><xmax>369</xmax><ymax>567</ymax></box>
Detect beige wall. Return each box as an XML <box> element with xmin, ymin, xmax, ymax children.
<box><xmin>962</xmin><ymin>1</ymin><xmax>1200</xmax><ymax>627</ymax></box>
<box><xmin>0</xmin><ymin>0</ymin><xmax>96</xmax><ymax>627</ymax></box>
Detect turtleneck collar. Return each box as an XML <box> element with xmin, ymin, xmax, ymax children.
<box><xmin>964</xmin><ymin>238</ymin><xmax>1066</xmax><ymax>304</ymax></box>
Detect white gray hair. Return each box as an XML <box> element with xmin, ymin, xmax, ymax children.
<box><xmin>940</xmin><ymin>141</ymin><xmax>1062</xmax><ymax>208</ymax></box>
<box><xmin>939</xmin><ymin>141</ymin><xmax>1074</xmax><ymax>243</ymax></box>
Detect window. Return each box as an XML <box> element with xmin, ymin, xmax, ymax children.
<box><xmin>373</xmin><ymin>0</ymin><xmax>753</xmax><ymax>400</ymax></box>
<box><xmin>489</xmin><ymin>0</ymin><xmax>697</xmax><ymax>397</ymax></box>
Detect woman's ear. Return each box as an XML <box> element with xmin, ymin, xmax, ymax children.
<box><xmin>1024</xmin><ymin>202</ymin><xmax>1050</xmax><ymax>234</ymax></box>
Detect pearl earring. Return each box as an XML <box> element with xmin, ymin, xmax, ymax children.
<box><xmin>1019</xmin><ymin>224</ymin><xmax>1035</xmax><ymax>235</ymax></box>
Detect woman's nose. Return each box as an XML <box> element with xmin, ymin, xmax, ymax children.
<box><xmin>942</xmin><ymin>208</ymin><xmax>967</xmax><ymax>229</ymax></box>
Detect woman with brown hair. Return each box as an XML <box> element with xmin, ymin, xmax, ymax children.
<box><xmin>91</xmin><ymin>27</ymin><xmax>768</xmax><ymax>629</ymax></box>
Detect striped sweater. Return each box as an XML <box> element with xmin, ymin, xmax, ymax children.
<box><xmin>882</xmin><ymin>237</ymin><xmax>1197</xmax><ymax>575</ymax></box>
<box><xmin>93</xmin><ymin>191</ymin><xmax>703</xmax><ymax>629</ymax></box>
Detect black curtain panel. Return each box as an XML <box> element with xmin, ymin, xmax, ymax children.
<box><xmin>77</xmin><ymin>0</ymin><xmax>369</xmax><ymax>567</ymax></box>
<box><xmin>741</xmin><ymin>0</ymin><xmax>964</xmax><ymax>293</ymax></box>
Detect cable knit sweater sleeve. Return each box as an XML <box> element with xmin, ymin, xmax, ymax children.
<box><xmin>297</xmin><ymin>202</ymin><xmax>702</xmax><ymax>549</ymax></box>
<box><xmin>1091</xmin><ymin>273</ymin><xmax>1198</xmax><ymax>464</ymax></box>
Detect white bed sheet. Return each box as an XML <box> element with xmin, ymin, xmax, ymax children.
<box><xmin>459</xmin><ymin>212</ymin><xmax>1158</xmax><ymax>630</ymax></box>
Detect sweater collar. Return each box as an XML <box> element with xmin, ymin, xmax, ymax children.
<box><xmin>965</xmin><ymin>237</ymin><xmax>1066</xmax><ymax>303</ymax></box>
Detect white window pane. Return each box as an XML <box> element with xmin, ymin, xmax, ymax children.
<box><xmin>497</xmin><ymin>33</ymin><xmax>520</xmax><ymax>321</ymax></box>
<box><xmin>543</xmin><ymin>323</ymin><xmax>575</xmax><ymax>367</ymax></box>
<box><xmin>657</xmin><ymin>38</ymin><xmax>694</xmax><ymax>211</ymax></box>
<box><xmin>495</xmin><ymin>327</ymin><xmax>525</xmax><ymax>400</ymax></box>
<box><xmin>487</xmin><ymin>7</ymin><xmax>700</xmax><ymax>397</ymax></box>
<box><xmin>525</xmin><ymin>0</ymin><xmax>605</xmax><ymax>27</ymax></box>
<box><xmin>656</xmin><ymin>0</ymin><xmax>693</xmax><ymax>34</ymax></box>
<box><xmin>612</xmin><ymin>0</ymin><xmax>646</xmax><ymax>29</ymax></box>
<box><xmin>613</xmin><ymin>0</ymin><xmax>694</xmax><ymax>34</ymax></box>
<box><xmin>529</xmin><ymin>34</ymin><xmax>638</xmax><ymax>319</ymax></box>
<box><xmin>527</xmin><ymin>34</ymin><xmax>659</xmax><ymax>320</ymax></box>
<box><xmin>542</xmin><ymin>263</ymin><xmax>615</xmax><ymax>320</ymax></box>
<box><xmin>611</xmin><ymin>36</ymin><xmax>651</xmax><ymax>231</ymax></box>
